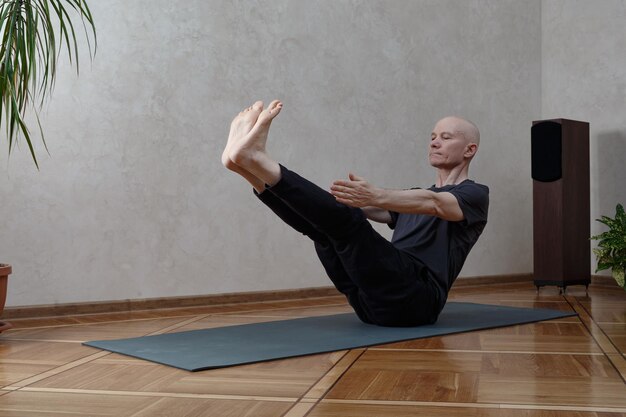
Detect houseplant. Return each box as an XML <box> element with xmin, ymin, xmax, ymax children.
<box><xmin>0</xmin><ymin>264</ymin><xmax>11</xmax><ymax>331</ymax></box>
<box><xmin>0</xmin><ymin>0</ymin><xmax>96</xmax><ymax>330</ymax></box>
<box><xmin>591</xmin><ymin>203</ymin><xmax>626</xmax><ymax>290</ymax></box>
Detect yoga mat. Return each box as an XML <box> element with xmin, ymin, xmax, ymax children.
<box><xmin>84</xmin><ymin>302</ymin><xmax>576</xmax><ymax>371</ymax></box>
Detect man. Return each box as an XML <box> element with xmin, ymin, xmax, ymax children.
<box><xmin>222</xmin><ymin>100</ymin><xmax>488</xmax><ymax>327</ymax></box>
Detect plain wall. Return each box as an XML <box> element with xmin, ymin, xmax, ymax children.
<box><xmin>542</xmin><ymin>0</ymin><xmax>626</xmax><ymax>275</ymax></box>
<box><xmin>1</xmin><ymin>0</ymin><xmax>542</xmax><ymax>306</ymax></box>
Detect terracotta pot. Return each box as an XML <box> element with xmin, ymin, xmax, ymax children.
<box><xmin>0</xmin><ymin>263</ymin><xmax>12</xmax><ymax>332</ymax></box>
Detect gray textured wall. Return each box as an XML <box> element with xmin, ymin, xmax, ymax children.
<box><xmin>542</xmin><ymin>0</ymin><xmax>626</xmax><ymax>275</ymax></box>
<box><xmin>1</xmin><ymin>0</ymin><xmax>542</xmax><ymax>306</ymax></box>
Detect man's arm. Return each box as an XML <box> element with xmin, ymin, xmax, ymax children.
<box><xmin>361</xmin><ymin>206</ymin><xmax>393</xmax><ymax>224</ymax></box>
<box><xmin>331</xmin><ymin>173</ymin><xmax>464</xmax><ymax>222</ymax></box>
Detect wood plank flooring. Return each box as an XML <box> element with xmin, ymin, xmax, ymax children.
<box><xmin>0</xmin><ymin>281</ymin><xmax>625</xmax><ymax>416</ymax></box>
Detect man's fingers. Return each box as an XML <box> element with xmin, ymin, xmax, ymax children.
<box><xmin>332</xmin><ymin>179</ymin><xmax>353</xmax><ymax>187</ymax></box>
<box><xmin>330</xmin><ymin>184</ymin><xmax>354</xmax><ymax>194</ymax></box>
<box><xmin>334</xmin><ymin>175</ymin><xmax>364</xmax><ymax>186</ymax></box>
<box><xmin>333</xmin><ymin>180</ymin><xmax>353</xmax><ymax>187</ymax></box>
<box><xmin>331</xmin><ymin>188</ymin><xmax>361</xmax><ymax>202</ymax></box>
<box><xmin>331</xmin><ymin>190</ymin><xmax>352</xmax><ymax>200</ymax></box>
<box><xmin>334</xmin><ymin>196</ymin><xmax>357</xmax><ymax>207</ymax></box>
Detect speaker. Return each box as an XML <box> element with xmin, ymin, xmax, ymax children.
<box><xmin>532</xmin><ymin>119</ymin><xmax>590</xmax><ymax>290</ymax></box>
<box><xmin>531</xmin><ymin>121</ymin><xmax>562</xmax><ymax>182</ymax></box>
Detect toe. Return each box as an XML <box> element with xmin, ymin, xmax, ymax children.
<box><xmin>252</xmin><ymin>101</ymin><xmax>264</xmax><ymax>111</ymax></box>
<box><xmin>266</xmin><ymin>100</ymin><xmax>283</xmax><ymax>117</ymax></box>
<box><xmin>240</xmin><ymin>101</ymin><xmax>264</xmax><ymax>126</ymax></box>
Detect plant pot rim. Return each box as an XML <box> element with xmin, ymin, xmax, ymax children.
<box><xmin>0</xmin><ymin>263</ymin><xmax>11</xmax><ymax>276</ymax></box>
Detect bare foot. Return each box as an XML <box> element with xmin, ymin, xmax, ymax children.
<box><xmin>230</xmin><ymin>100</ymin><xmax>283</xmax><ymax>167</ymax></box>
<box><xmin>221</xmin><ymin>101</ymin><xmax>264</xmax><ymax>170</ymax></box>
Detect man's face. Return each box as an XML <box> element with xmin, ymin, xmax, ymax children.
<box><xmin>428</xmin><ymin>118</ymin><xmax>471</xmax><ymax>169</ymax></box>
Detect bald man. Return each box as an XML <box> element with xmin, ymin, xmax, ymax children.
<box><xmin>222</xmin><ymin>100</ymin><xmax>488</xmax><ymax>327</ymax></box>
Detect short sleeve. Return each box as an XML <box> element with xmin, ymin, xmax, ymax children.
<box><xmin>449</xmin><ymin>182</ymin><xmax>489</xmax><ymax>227</ymax></box>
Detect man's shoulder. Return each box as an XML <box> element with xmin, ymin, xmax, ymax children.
<box><xmin>429</xmin><ymin>180</ymin><xmax>489</xmax><ymax>194</ymax></box>
<box><xmin>446</xmin><ymin>180</ymin><xmax>490</xmax><ymax>212</ymax></box>
<box><xmin>456</xmin><ymin>180</ymin><xmax>489</xmax><ymax>194</ymax></box>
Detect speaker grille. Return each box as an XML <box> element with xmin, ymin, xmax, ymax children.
<box><xmin>531</xmin><ymin>121</ymin><xmax>562</xmax><ymax>182</ymax></box>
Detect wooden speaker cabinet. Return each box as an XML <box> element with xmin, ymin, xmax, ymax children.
<box><xmin>531</xmin><ymin>118</ymin><xmax>590</xmax><ymax>291</ymax></box>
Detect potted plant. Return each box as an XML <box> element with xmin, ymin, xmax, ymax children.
<box><xmin>0</xmin><ymin>264</ymin><xmax>11</xmax><ymax>331</ymax></box>
<box><xmin>591</xmin><ymin>203</ymin><xmax>626</xmax><ymax>291</ymax></box>
<box><xmin>0</xmin><ymin>0</ymin><xmax>96</xmax><ymax>329</ymax></box>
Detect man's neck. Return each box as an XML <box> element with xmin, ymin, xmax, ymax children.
<box><xmin>435</xmin><ymin>165</ymin><xmax>469</xmax><ymax>187</ymax></box>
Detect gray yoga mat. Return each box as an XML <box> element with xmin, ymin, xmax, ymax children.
<box><xmin>84</xmin><ymin>302</ymin><xmax>576</xmax><ymax>371</ymax></box>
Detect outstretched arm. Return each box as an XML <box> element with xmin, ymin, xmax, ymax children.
<box><xmin>331</xmin><ymin>173</ymin><xmax>464</xmax><ymax>222</ymax></box>
<box><xmin>361</xmin><ymin>206</ymin><xmax>393</xmax><ymax>224</ymax></box>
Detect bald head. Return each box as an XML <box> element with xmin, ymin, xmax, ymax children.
<box><xmin>429</xmin><ymin>116</ymin><xmax>481</xmax><ymax>171</ymax></box>
<box><xmin>436</xmin><ymin>116</ymin><xmax>480</xmax><ymax>146</ymax></box>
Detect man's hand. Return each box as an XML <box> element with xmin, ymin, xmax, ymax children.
<box><xmin>331</xmin><ymin>173</ymin><xmax>381</xmax><ymax>208</ymax></box>
<box><xmin>333</xmin><ymin>173</ymin><xmax>466</xmax><ymax>221</ymax></box>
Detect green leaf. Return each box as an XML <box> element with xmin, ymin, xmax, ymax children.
<box><xmin>0</xmin><ymin>0</ymin><xmax>96</xmax><ymax>167</ymax></box>
<box><xmin>593</xmin><ymin>203</ymin><xmax>626</xmax><ymax>275</ymax></box>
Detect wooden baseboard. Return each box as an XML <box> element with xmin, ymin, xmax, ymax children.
<box><xmin>2</xmin><ymin>273</ymin><xmax>618</xmax><ymax>320</ymax></box>
<box><xmin>2</xmin><ymin>287</ymin><xmax>343</xmax><ymax>320</ymax></box>
<box><xmin>453</xmin><ymin>273</ymin><xmax>532</xmax><ymax>287</ymax></box>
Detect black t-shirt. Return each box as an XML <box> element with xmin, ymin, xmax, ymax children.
<box><xmin>388</xmin><ymin>180</ymin><xmax>489</xmax><ymax>304</ymax></box>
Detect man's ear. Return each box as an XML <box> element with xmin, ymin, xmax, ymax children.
<box><xmin>464</xmin><ymin>143</ymin><xmax>478</xmax><ymax>158</ymax></box>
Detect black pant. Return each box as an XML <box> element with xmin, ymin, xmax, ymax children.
<box><xmin>256</xmin><ymin>165</ymin><xmax>441</xmax><ymax>327</ymax></box>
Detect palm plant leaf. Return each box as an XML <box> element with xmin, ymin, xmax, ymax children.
<box><xmin>0</xmin><ymin>0</ymin><xmax>96</xmax><ymax>168</ymax></box>
<box><xmin>592</xmin><ymin>204</ymin><xmax>626</xmax><ymax>277</ymax></box>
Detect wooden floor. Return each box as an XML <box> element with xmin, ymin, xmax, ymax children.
<box><xmin>0</xmin><ymin>281</ymin><xmax>625</xmax><ymax>416</ymax></box>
